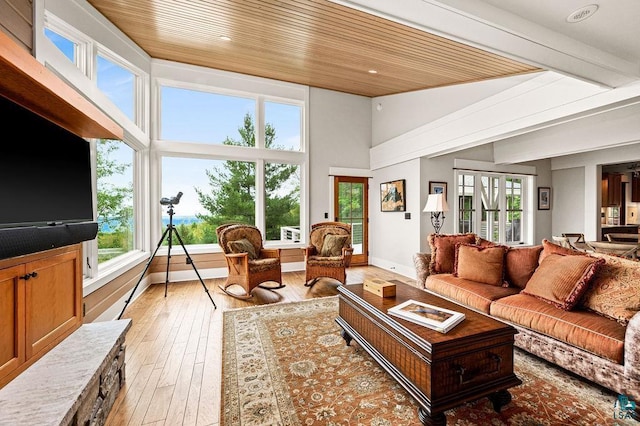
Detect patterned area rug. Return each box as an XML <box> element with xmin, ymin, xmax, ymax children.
<box><xmin>221</xmin><ymin>296</ymin><xmax>636</xmax><ymax>426</ymax></box>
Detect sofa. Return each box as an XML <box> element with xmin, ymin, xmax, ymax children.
<box><xmin>413</xmin><ymin>233</ymin><xmax>640</xmax><ymax>418</ymax></box>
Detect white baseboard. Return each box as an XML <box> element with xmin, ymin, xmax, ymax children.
<box><xmin>368</xmin><ymin>256</ymin><xmax>416</xmax><ymax>280</ymax></box>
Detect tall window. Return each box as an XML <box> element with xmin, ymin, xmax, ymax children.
<box><xmin>44</xmin><ymin>14</ymin><xmax>147</xmax><ymax>282</ymax></box>
<box><xmin>457</xmin><ymin>174</ymin><xmax>475</xmax><ymax>233</ymax></box>
<box><xmin>456</xmin><ymin>170</ymin><xmax>531</xmax><ymax>245</ymax></box>
<box><xmin>158</xmin><ymin>85</ymin><xmax>304</xmax><ymax>245</ymax></box>
<box><xmin>96</xmin><ymin>140</ymin><xmax>134</xmax><ymax>263</ymax></box>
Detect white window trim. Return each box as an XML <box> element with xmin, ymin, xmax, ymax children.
<box><xmin>152</xmin><ymin>76</ymin><xmax>309</xmax><ymax>248</ymax></box>
<box><xmin>454</xmin><ymin>159</ymin><xmax>536</xmax><ymax>246</ymax></box>
<box><xmin>43</xmin><ymin>11</ymin><xmax>92</xmax><ymax>76</ymax></box>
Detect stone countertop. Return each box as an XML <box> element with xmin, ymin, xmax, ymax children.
<box><xmin>0</xmin><ymin>319</ymin><xmax>131</xmax><ymax>426</ymax></box>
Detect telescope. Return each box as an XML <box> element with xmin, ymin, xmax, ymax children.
<box><xmin>160</xmin><ymin>191</ymin><xmax>183</xmax><ymax>206</ymax></box>
<box><xmin>118</xmin><ymin>190</ymin><xmax>215</xmax><ymax>319</ymax></box>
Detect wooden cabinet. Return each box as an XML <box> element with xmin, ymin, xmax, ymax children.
<box><xmin>602</xmin><ymin>173</ymin><xmax>622</xmax><ymax>206</ymax></box>
<box><xmin>632</xmin><ymin>174</ymin><xmax>640</xmax><ymax>202</ymax></box>
<box><xmin>0</xmin><ymin>244</ymin><xmax>82</xmax><ymax>388</ymax></box>
<box><xmin>0</xmin><ymin>265</ymin><xmax>25</xmax><ymax>384</ymax></box>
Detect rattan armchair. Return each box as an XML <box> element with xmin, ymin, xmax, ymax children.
<box><xmin>216</xmin><ymin>223</ymin><xmax>285</xmax><ymax>299</ymax></box>
<box><xmin>303</xmin><ymin>222</ymin><xmax>354</xmax><ymax>287</ymax></box>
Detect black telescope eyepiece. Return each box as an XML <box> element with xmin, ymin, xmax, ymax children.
<box><xmin>160</xmin><ymin>191</ymin><xmax>183</xmax><ymax>206</ymax></box>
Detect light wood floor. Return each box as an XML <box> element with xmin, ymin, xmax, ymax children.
<box><xmin>105</xmin><ymin>265</ymin><xmax>414</xmax><ymax>426</ymax></box>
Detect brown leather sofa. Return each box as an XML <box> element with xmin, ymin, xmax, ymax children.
<box><xmin>413</xmin><ymin>234</ymin><xmax>640</xmax><ymax>417</ymax></box>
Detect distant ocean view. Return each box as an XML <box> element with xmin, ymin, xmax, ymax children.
<box><xmin>162</xmin><ymin>216</ymin><xmax>201</xmax><ymax>227</ymax></box>
<box><xmin>100</xmin><ymin>216</ymin><xmax>201</xmax><ymax>232</ymax></box>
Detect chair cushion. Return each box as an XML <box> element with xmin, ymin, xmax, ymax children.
<box><xmin>581</xmin><ymin>252</ymin><xmax>640</xmax><ymax>325</ymax></box>
<box><xmin>320</xmin><ymin>234</ymin><xmax>349</xmax><ymax>257</ymax></box>
<box><xmin>522</xmin><ymin>253</ymin><xmax>605</xmax><ymax>310</ymax></box>
<box><xmin>248</xmin><ymin>257</ymin><xmax>280</xmax><ymax>272</ymax></box>
<box><xmin>453</xmin><ymin>243</ymin><xmax>508</xmax><ymax>286</ymax></box>
<box><xmin>307</xmin><ymin>255</ymin><xmax>344</xmax><ymax>267</ymax></box>
<box><xmin>504</xmin><ymin>245</ymin><xmax>543</xmax><ymax>289</ymax></box>
<box><xmin>428</xmin><ymin>233</ymin><xmax>477</xmax><ymax>274</ymax></box>
<box><xmin>227</xmin><ymin>238</ymin><xmax>258</xmax><ymax>260</ymax></box>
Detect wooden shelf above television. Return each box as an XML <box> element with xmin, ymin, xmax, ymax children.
<box><xmin>0</xmin><ymin>31</ymin><xmax>123</xmax><ymax>140</ymax></box>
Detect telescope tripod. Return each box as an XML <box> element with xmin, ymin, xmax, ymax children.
<box><xmin>118</xmin><ymin>204</ymin><xmax>216</xmax><ymax>320</ymax></box>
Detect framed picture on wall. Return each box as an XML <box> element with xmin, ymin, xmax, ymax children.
<box><xmin>429</xmin><ymin>181</ymin><xmax>447</xmax><ymax>200</ymax></box>
<box><xmin>538</xmin><ymin>187</ymin><xmax>551</xmax><ymax>210</ymax></box>
<box><xmin>380</xmin><ymin>179</ymin><xmax>406</xmax><ymax>212</ymax></box>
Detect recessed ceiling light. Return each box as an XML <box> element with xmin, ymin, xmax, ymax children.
<box><xmin>566</xmin><ymin>4</ymin><xmax>598</xmax><ymax>23</ymax></box>
<box><xmin>368</xmin><ymin>69</ymin><xmax>378</xmax><ymax>74</ymax></box>
<box><xmin>220</xmin><ymin>35</ymin><xmax>232</xmax><ymax>41</ymax></box>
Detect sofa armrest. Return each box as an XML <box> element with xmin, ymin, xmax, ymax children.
<box><xmin>413</xmin><ymin>252</ymin><xmax>431</xmax><ymax>289</ymax></box>
<box><xmin>624</xmin><ymin>310</ymin><xmax>640</xmax><ymax>380</ymax></box>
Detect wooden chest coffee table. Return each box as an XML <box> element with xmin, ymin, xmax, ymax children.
<box><xmin>336</xmin><ymin>282</ymin><xmax>521</xmax><ymax>426</ymax></box>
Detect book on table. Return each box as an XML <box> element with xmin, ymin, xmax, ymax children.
<box><xmin>387</xmin><ymin>299</ymin><xmax>465</xmax><ymax>333</ymax></box>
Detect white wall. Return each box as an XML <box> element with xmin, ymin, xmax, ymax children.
<box><xmin>551</xmin><ymin>167</ymin><xmax>585</xmax><ymax>237</ymax></box>
<box><xmin>369</xmin><ymin>158</ymin><xmax>421</xmax><ymax>278</ymax></box>
<box><xmin>308</xmin><ymin>88</ymin><xmax>371</xmax><ymax>226</ymax></box>
<box><xmin>371</xmin><ymin>74</ymin><xmax>534</xmax><ymax>145</ymax></box>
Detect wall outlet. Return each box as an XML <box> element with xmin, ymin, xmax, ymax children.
<box><xmin>324</xmin><ymin>212</ymin><xmax>328</xmax><ymax>219</ymax></box>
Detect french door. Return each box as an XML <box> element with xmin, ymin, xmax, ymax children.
<box><xmin>334</xmin><ymin>176</ymin><xmax>368</xmax><ymax>265</ymax></box>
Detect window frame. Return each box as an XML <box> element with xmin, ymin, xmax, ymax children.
<box><xmin>152</xmin><ymin>77</ymin><xmax>309</xmax><ymax>251</ymax></box>
<box><xmin>454</xmin><ymin>160</ymin><xmax>535</xmax><ymax>246</ymax></box>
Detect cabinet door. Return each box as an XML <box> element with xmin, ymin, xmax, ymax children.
<box><xmin>0</xmin><ymin>265</ymin><xmax>25</xmax><ymax>382</ymax></box>
<box><xmin>25</xmin><ymin>249</ymin><xmax>82</xmax><ymax>359</ymax></box>
<box><xmin>632</xmin><ymin>175</ymin><xmax>640</xmax><ymax>203</ymax></box>
<box><xmin>609</xmin><ymin>174</ymin><xmax>622</xmax><ymax>206</ymax></box>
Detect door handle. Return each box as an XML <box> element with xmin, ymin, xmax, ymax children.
<box><xmin>19</xmin><ymin>272</ymin><xmax>38</xmax><ymax>280</ymax></box>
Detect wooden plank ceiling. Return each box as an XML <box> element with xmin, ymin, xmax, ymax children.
<box><xmin>87</xmin><ymin>0</ymin><xmax>540</xmax><ymax>97</ymax></box>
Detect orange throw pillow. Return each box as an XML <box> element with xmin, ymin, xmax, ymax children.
<box><xmin>428</xmin><ymin>233</ymin><xmax>476</xmax><ymax>274</ymax></box>
<box><xmin>539</xmin><ymin>239</ymin><xmax>587</xmax><ymax>263</ymax></box>
<box><xmin>522</xmin><ymin>253</ymin><xmax>605</xmax><ymax>310</ymax></box>
<box><xmin>454</xmin><ymin>243</ymin><xmax>508</xmax><ymax>286</ymax></box>
<box><xmin>505</xmin><ymin>245</ymin><xmax>543</xmax><ymax>289</ymax></box>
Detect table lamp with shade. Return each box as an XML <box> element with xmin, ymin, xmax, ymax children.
<box><xmin>423</xmin><ymin>193</ymin><xmax>449</xmax><ymax>234</ymax></box>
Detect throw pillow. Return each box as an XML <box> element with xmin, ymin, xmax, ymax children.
<box><xmin>504</xmin><ymin>245</ymin><xmax>543</xmax><ymax>289</ymax></box>
<box><xmin>475</xmin><ymin>237</ymin><xmax>496</xmax><ymax>248</ymax></box>
<box><xmin>227</xmin><ymin>238</ymin><xmax>258</xmax><ymax>260</ymax></box>
<box><xmin>428</xmin><ymin>233</ymin><xmax>477</xmax><ymax>274</ymax></box>
<box><xmin>580</xmin><ymin>252</ymin><xmax>640</xmax><ymax>325</ymax></box>
<box><xmin>454</xmin><ymin>243</ymin><xmax>508</xmax><ymax>286</ymax></box>
<box><xmin>539</xmin><ymin>239</ymin><xmax>587</xmax><ymax>263</ymax></box>
<box><xmin>320</xmin><ymin>234</ymin><xmax>349</xmax><ymax>257</ymax></box>
<box><xmin>522</xmin><ymin>253</ymin><xmax>605</xmax><ymax>310</ymax></box>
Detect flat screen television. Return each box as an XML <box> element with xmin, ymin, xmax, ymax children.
<box><xmin>0</xmin><ymin>94</ymin><xmax>98</xmax><ymax>259</ymax></box>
